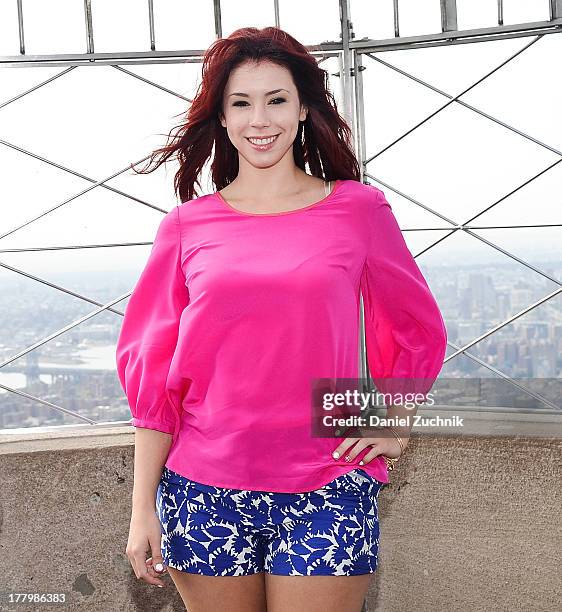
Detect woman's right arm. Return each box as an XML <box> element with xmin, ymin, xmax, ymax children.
<box><xmin>132</xmin><ymin>429</ymin><xmax>172</xmax><ymax>513</ymax></box>
<box><xmin>127</xmin><ymin>429</ymin><xmax>172</xmax><ymax>587</ymax></box>
<box><xmin>115</xmin><ymin>206</ymin><xmax>189</xmax><ymax>587</ymax></box>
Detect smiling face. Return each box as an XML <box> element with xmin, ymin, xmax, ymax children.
<box><xmin>219</xmin><ymin>60</ymin><xmax>308</xmax><ymax>170</ymax></box>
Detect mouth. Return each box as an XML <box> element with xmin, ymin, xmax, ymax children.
<box><xmin>245</xmin><ymin>134</ymin><xmax>280</xmax><ymax>151</ymax></box>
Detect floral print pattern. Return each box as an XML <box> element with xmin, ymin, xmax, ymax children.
<box><xmin>156</xmin><ymin>467</ymin><xmax>384</xmax><ymax>576</ymax></box>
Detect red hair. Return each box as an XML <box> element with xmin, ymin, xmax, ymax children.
<box><xmin>133</xmin><ymin>26</ymin><xmax>361</xmax><ymax>203</ymax></box>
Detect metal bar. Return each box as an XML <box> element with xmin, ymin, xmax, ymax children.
<box><xmin>273</xmin><ymin>0</ymin><xmax>280</xmax><ymax>28</ymax></box>
<box><xmin>1</xmin><ymin>20</ymin><xmax>561</xmax><ymax>68</ymax></box>
<box><xmin>371</xmin><ymin>223</ymin><xmax>562</xmax><ymax>232</ymax></box>
<box><xmin>16</xmin><ymin>0</ymin><xmax>25</xmax><ymax>55</ymax></box>
<box><xmin>338</xmin><ymin>0</ymin><xmax>355</xmax><ymax>131</ymax></box>
<box><xmin>440</xmin><ymin>0</ymin><xmax>457</xmax><ymax>33</ymax></box>
<box><xmin>213</xmin><ymin>0</ymin><xmax>222</xmax><ymax>39</ymax></box>
<box><xmin>393</xmin><ymin>0</ymin><xmax>399</xmax><ymax>37</ymax></box>
<box><xmin>353</xmin><ymin>51</ymin><xmax>370</xmax><ymax>389</ymax></box>
<box><xmin>498</xmin><ymin>0</ymin><xmax>504</xmax><ymax>27</ymax></box>
<box><xmin>83</xmin><ymin>0</ymin><xmax>94</xmax><ymax>55</ymax></box>
<box><xmin>551</xmin><ymin>0</ymin><xmax>562</xmax><ymax>20</ymax></box>
<box><xmin>148</xmin><ymin>0</ymin><xmax>156</xmax><ymax>51</ymax></box>
<box><xmin>348</xmin><ymin>19</ymin><xmax>562</xmax><ymax>53</ymax></box>
<box><xmin>412</xmin><ymin>159</ymin><xmax>561</xmax><ymax>269</ymax></box>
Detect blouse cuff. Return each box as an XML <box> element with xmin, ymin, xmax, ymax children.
<box><xmin>131</xmin><ymin>416</ymin><xmax>176</xmax><ymax>435</ymax></box>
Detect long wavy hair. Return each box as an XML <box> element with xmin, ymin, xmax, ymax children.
<box><xmin>132</xmin><ymin>26</ymin><xmax>361</xmax><ymax>203</ymax></box>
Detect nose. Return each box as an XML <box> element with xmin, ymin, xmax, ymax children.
<box><xmin>249</xmin><ymin>105</ymin><xmax>271</xmax><ymax>127</ymax></box>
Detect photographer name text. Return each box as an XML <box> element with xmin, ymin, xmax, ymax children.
<box><xmin>323</xmin><ymin>414</ymin><xmax>464</xmax><ymax>428</ymax></box>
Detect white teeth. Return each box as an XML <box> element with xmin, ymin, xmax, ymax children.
<box><xmin>248</xmin><ymin>135</ymin><xmax>278</xmax><ymax>145</ymax></box>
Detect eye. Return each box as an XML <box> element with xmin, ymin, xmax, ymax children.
<box><xmin>232</xmin><ymin>97</ymin><xmax>287</xmax><ymax>107</ymax></box>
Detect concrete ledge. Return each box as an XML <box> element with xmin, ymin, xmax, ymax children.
<box><xmin>0</xmin><ymin>418</ymin><xmax>560</xmax><ymax>611</ymax></box>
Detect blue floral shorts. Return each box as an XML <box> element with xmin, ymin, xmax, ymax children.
<box><xmin>156</xmin><ymin>466</ymin><xmax>385</xmax><ymax>576</ymax></box>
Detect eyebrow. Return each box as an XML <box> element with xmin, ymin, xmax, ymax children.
<box><xmin>228</xmin><ymin>88</ymin><xmax>290</xmax><ymax>98</ymax></box>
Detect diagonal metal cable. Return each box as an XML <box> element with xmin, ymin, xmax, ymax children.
<box><xmin>443</xmin><ymin>287</ymin><xmax>562</xmax><ymax>361</ymax></box>
<box><xmin>0</xmin><ymin>138</ymin><xmax>168</xmax><ymax>223</ymax></box>
<box><xmin>410</xmin><ymin>160</ymin><xmax>562</xmax><ymax>262</ymax></box>
<box><xmin>439</xmin><ymin>342</ymin><xmax>560</xmax><ymax>411</ymax></box>
<box><xmin>363</xmin><ymin>170</ymin><xmax>561</xmax><ymax>406</ymax></box>
<box><xmin>0</xmin><ymin>64</ymin><xmax>193</xmax><ymax>384</ymax></box>
<box><xmin>0</xmin><ymin>259</ymin><xmax>125</xmax><ymax>316</ymax></box>
<box><xmin>364</xmin><ymin>34</ymin><xmax>543</xmax><ymax>166</ymax></box>
<box><xmin>356</xmin><ymin>32</ymin><xmax>561</xmax><ymax>400</ymax></box>
<box><xmin>0</xmin><ymin>143</ymin><xmax>167</xmax><ymax>241</ymax></box>
<box><xmin>0</xmin><ymin>240</ymin><xmax>152</xmax><ymax>254</ymax></box>
<box><xmin>361</xmin><ymin>39</ymin><xmax>562</xmax><ymax>277</ymax></box>
<box><xmin>1</xmin><ymin>29</ymin><xmax>558</xmax><ymax>422</ymax></box>
<box><xmin>0</xmin><ymin>291</ymin><xmax>130</xmax><ymax>371</ymax></box>
<box><xmin>112</xmin><ymin>65</ymin><xmax>193</xmax><ymax>102</ymax></box>
<box><xmin>0</xmin><ymin>66</ymin><xmax>77</xmax><ymax>111</ymax></box>
<box><xmin>0</xmin><ymin>382</ymin><xmax>98</xmax><ymax>425</ymax></box>
<box><xmin>364</xmin><ymin>166</ymin><xmax>562</xmax><ymax>287</ymax></box>
<box><xmin>359</xmin><ymin>31</ymin><xmax>560</xmax><ymax>407</ymax></box>
<box><xmin>0</xmin><ymin>69</ymin><xmax>174</xmax><ymax>223</ymax></box>
<box><xmin>365</xmin><ymin>52</ymin><xmax>562</xmax><ymax>159</ymax></box>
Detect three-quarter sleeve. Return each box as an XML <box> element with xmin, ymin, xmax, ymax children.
<box><xmin>115</xmin><ymin>206</ymin><xmax>189</xmax><ymax>435</ymax></box>
<box><xmin>360</xmin><ymin>187</ymin><xmax>447</xmax><ymax>403</ymax></box>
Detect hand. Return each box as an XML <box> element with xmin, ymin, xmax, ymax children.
<box><xmin>126</xmin><ymin>508</ymin><xmax>168</xmax><ymax>588</ymax></box>
<box><xmin>332</xmin><ymin>427</ymin><xmax>403</xmax><ymax>466</ymax></box>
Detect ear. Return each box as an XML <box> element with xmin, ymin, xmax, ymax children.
<box><xmin>219</xmin><ymin>111</ymin><xmax>226</xmax><ymax>128</ymax></box>
<box><xmin>300</xmin><ymin>105</ymin><xmax>308</xmax><ymax>122</ymax></box>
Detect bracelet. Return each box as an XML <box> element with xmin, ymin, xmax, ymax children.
<box><xmin>381</xmin><ymin>426</ymin><xmax>405</xmax><ymax>471</ymax></box>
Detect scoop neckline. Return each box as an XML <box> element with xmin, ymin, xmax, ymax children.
<box><xmin>213</xmin><ymin>179</ymin><xmax>342</xmax><ymax>217</ymax></box>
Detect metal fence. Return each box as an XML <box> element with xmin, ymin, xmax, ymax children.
<box><xmin>1</xmin><ymin>0</ymin><xmax>561</xmax><ymax>432</ymax></box>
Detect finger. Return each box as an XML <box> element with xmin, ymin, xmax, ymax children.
<box><xmin>146</xmin><ymin>556</ymin><xmax>167</xmax><ymax>575</ymax></box>
<box><xmin>127</xmin><ymin>550</ymin><xmax>139</xmax><ymax>579</ymax></box>
<box><xmin>135</xmin><ymin>554</ymin><xmax>165</xmax><ymax>587</ymax></box>
<box><xmin>149</xmin><ymin>534</ymin><xmax>167</xmax><ymax>575</ymax></box>
<box><xmin>332</xmin><ymin>438</ymin><xmax>361</xmax><ymax>460</ymax></box>
<box><xmin>148</xmin><ymin>536</ymin><xmax>167</xmax><ymax>586</ymax></box>
<box><xmin>339</xmin><ymin>440</ymin><xmax>370</xmax><ymax>463</ymax></box>
<box><xmin>358</xmin><ymin>445</ymin><xmax>382</xmax><ymax>465</ymax></box>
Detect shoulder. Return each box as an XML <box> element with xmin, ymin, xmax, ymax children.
<box><xmin>340</xmin><ymin>179</ymin><xmax>390</xmax><ymax>207</ymax></box>
<box><xmin>156</xmin><ymin>206</ymin><xmax>181</xmax><ymax>232</ymax></box>
<box><xmin>177</xmin><ymin>192</ymin><xmax>216</xmax><ymax>222</ymax></box>
<box><xmin>340</xmin><ymin>180</ymin><xmax>392</xmax><ymax>220</ymax></box>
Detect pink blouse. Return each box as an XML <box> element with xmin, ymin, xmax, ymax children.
<box><xmin>115</xmin><ymin>179</ymin><xmax>447</xmax><ymax>492</ymax></box>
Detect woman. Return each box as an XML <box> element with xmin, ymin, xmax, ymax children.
<box><xmin>116</xmin><ymin>26</ymin><xmax>447</xmax><ymax>612</ymax></box>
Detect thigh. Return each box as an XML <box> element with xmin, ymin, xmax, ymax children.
<box><xmin>264</xmin><ymin>469</ymin><xmax>383</xmax><ymax>577</ymax></box>
<box><xmin>157</xmin><ymin>467</ymin><xmax>266</xmax><ymax>577</ymax></box>
<box><xmin>265</xmin><ymin>573</ymin><xmax>372</xmax><ymax>612</ymax></box>
<box><xmin>168</xmin><ymin>568</ymin><xmax>267</xmax><ymax>612</ymax></box>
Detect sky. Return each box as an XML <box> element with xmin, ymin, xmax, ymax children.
<box><xmin>0</xmin><ymin>0</ymin><xmax>560</xmax><ymax>281</ymax></box>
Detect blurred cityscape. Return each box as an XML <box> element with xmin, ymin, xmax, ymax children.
<box><xmin>0</xmin><ymin>258</ymin><xmax>561</xmax><ymax>430</ymax></box>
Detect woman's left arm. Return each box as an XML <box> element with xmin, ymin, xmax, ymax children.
<box><xmin>332</xmin><ymin>187</ymin><xmax>448</xmax><ymax>465</ymax></box>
